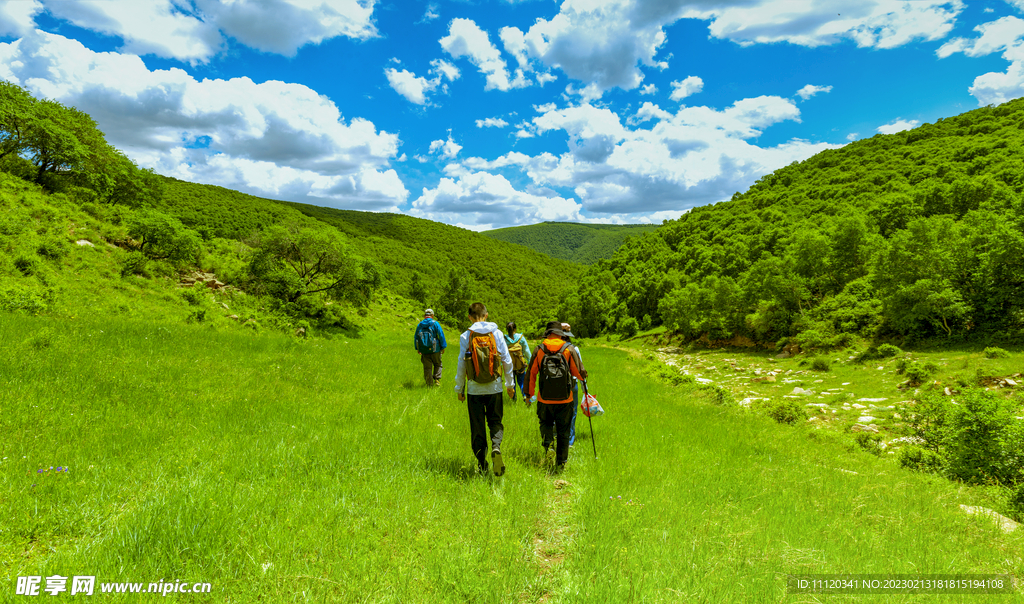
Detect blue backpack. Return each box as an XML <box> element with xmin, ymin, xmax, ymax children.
<box><xmin>415</xmin><ymin>321</ymin><xmax>438</xmax><ymax>353</ymax></box>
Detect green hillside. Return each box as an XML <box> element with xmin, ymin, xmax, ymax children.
<box><xmin>483</xmin><ymin>221</ymin><xmax>659</xmax><ymax>264</ymax></box>
<box><xmin>563</xmin><ymin>98</ymin><xmax>1024</xmax><ymax>345</ymax></box>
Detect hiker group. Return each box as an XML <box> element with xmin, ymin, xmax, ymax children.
<box><xmin>413</xmin><ymin>303</ymin><xmax>588</xmax><ymax>475</ymax></box>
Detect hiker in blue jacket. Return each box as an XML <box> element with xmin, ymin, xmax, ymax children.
<box><xmin>504</xmin><ymin>321</ymin><xmax>531</xmax><ymax>402</ymax></box>
<box><xmin>414</xmin><ymin>309</ymin><xmax>447</xmax><ymax>386</ymax></box>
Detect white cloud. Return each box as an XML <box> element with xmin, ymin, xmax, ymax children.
<box><xmin>410</xmin><ymin>171</ymin><xmax>582</xmax><ymax>230</ymax></box>
<box><xmin>490</xmin><ymin>0</ymin><xmax>962</xmax><ymax>97</ymax></box>
<box><xmin>9</xmin><ymin>0</ymin><xmax>377</xmax><ymax>63</ymax></box>
<box><xmin>192</xmin><ymin>0</ymin><xmax>377</xmax><ymax>55</ymax></box>
<box><xmin>796</xmin><ymin>84</ymin><xmax>833</xmax><ymax>100</ymax></box>
<box><xmin>476</xmin><ymin>117</ymin><xmax>509</xmax><ymax>128</ymax></box>
<box><xmin>429</xmin><ymin>135</ymin><xmax>462</xmax><ymax>160</ymax></box>
<box><xmin>384</xmin><ymin>68</ymin><xmax>434</xmax><ymax>105</ymax></box>
<box><xmin>440</xmin><ymin>18</ymin><xmax>522</xmax><ymax>91</ymax></box>
<box><xmin>640</xmin><ymin>84</ymin><xmax>658</xmax><ymax>95</ymax></box>
<box><xmin>847</xmin><ymin>132</ymin><xmax>858</xmax><ymax>141</ymax></box>
<box><xmin>937</xmin><ymin>16</ymin><xmax>1024</xmax><ymax>58</ymax></box>
<box><xmin>698</xmin><ymin>0</ymin><xmax>963</xmax><ymax>49</ymax></box>
<box><xmin>877</xmin><ymin>118</ymin><xmax>919</xmax><ymax>134</ymax></box>
<box><xmin>0</xmin><ymin>30</ymin><xmax>407</xmax><ymax>210</ymax></box>
<box><xmin>937</xmin><ymin>16</ymin><xmax>1024</xmax><ymax>105</ymax></box>
<box><xmin>458</xmin><ymin>95</ymin><xmax>831</xmax><ymax>215</ymax></box>
<box><xmin>420</xmin><ymin>3</ymin><xmax>439</xmax><ymax>23</ymax></box>
<box><xmin>669</xmin><ymin>76</ymin><xmax>703</xmax><ymax>101</ymax></box>
<box><xmin>384</xmin><ymin>59</ymin><xmax>460</xmax><ymax>105</ymax></box>
<box><xmin>0</xmin><ymin>0</ymin><xmax>42</xmax><ymax>37</ymax></box>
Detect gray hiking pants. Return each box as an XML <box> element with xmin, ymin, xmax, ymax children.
<box><xmin>421</xmin><ymin>352</ymin><xmax>443</xmax><ymax>385</ymax></box>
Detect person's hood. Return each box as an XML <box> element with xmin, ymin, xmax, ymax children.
<box><xmin>418</xmin><ymin>317</ymin><xmax>435</xmax><ymax>327</ymax></box>
<box><xmin>468</xmin><ymin>321</ymin><xmax>499</xmax><ymax>334</ymax></box>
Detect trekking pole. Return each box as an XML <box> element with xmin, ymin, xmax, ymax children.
<box><xmin>583</xmin><ymin>379</ymin><xmax>596</xmax><ymax>459</ymax></box>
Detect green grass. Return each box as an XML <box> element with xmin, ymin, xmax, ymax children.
<box><xmin>2</xmin><ymin>314</ymin><xmax>1022</xmax><ymax>602</ymax></box>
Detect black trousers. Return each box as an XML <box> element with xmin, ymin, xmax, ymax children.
<box><xmin>467</xmin><ymin>393</ymin><xmax>503</xmax><ymax>469</ymax></box>
<box><xmin>537</xmin><ymin>402</ymin><xmax>574</xmax><ymax>466</ymax></box>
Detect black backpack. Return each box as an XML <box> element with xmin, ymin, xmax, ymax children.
<box><xmin>538</xmin><ymin>342</ymin><xmax>572</xmax><ymax>401</ymax></box>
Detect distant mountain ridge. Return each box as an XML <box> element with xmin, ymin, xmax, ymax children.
<box><xmin>483</xmin><ymin>221</ymin><xmax>660</xmax><ymax>265</ymax></box>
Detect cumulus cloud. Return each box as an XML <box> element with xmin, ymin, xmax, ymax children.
<box><xmin>796</xmin><ymin>84</ymin><xmax>833</xmax><ymax>99</ymax></box>
<box><xmin>458</xmin><ymin>95</ymin><xmax>831</xmax><ymax>215</ymax></box>
<box><xmin>429</xmin><ymin>135</ymin><xmax>462</xmax><ymax>160</ymax></box>
<box><xmin>6</xmin><ymin>0</ymin><xmax>377</xmax><ymax>63</ymax></box>
<box><xmin>410</xmin><ymin>171</ymin><xmax>583</xmax><ymax>230</ymax></box>
<box><xmin>640</xmin><ymin>84</ymin><xmax>658</xmax><ymax>95</ymax></box>
<box><xmin>669</xmin><ymin>76</ymin><xmax>703</xmax><ymax>101</ymax></box>
<box><xmin>384</xmin><ymin>59</ymin><xmax>460</xmax><ymax>105</ymax></box>
<box><xmin>440</xmin><ymin>18</ymin><xmax>523</xmax><ymax>91</ymax></box>
<box><xmin>492</xmin><ymin>0</ymin><xmax>962</xmax><ymax>97</ymax></box>
<box><xmin>936</xmin><ymin>16</ymin><xmax>1024</xmax><ymax>105</ymax></box>
<box><xmin>0</xmin><ymin>0</ymin><xmax>42</xmax><ymax>37</ymax></box>
<box><xmin>877</xmin><ymin>118</ymin><xmax>920</xmax><ymax>134</ymax></box>
<box><xmin>0</xmin><ymin>30</ymin><xmax>407</xmax><ymax>210</ymax></box>
<box><xmin>476</xmin><ymin>117</ymin><xmax>509</xmax><ymax>128</ymax></box>
<box><xmin>698</xmin><ymin>0</ymin><xmax>962</xmax><ymax>49</ymax></box>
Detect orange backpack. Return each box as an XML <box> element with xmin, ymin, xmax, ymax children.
<box><xmin>466</xmin><ymin>331</ymin><xmax>500</xmax><ymax>383</ymax></box>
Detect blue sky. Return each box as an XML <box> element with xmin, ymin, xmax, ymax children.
<box><xmin>2</xmin><ymin>0</ymin><xmax>1023</xmax><ymax>229</ymax></box>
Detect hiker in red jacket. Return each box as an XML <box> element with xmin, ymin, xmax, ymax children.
<box><xmin>525</xmin><ymin>321</ymin><xmax>587</xmax><ymax>472</ymax></box>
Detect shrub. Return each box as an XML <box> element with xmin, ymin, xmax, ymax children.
<box><xmin>855</xmin><ymin>432</ymin><xmax>884</xmax><ymax>456</ymax></box>
<box><xmin>877</xmin><ymin>343</ymin><xmax>902</xmax><ymax>358</ymax></box>
<box><xmin>1009</xmin><ymin>483</ymin><xmax>1024</xmax><ymax>522</ymax></box>
<box><xmin>899</xmin><ymin>395</ymin><xmax>953</xmax><ymax>451</ymax></box>
<box><xmin>14</xmin><ymin>254</ymin><xmax>39</xmax><ymax>276</ymax></box>
<box><xmin>811</xmin><ymin>357</ymin><xmax>831</xmax><ymax>372</ymax></box>
<box><xmin>898</xmin><ymin>445</ymin><xmax>946</xmax><ymax>474</ymax></box>
<box><xmin>763</xmin><ymin>399</ymin><xmax>807</xmax><ymax>425</ymax></box>
<box><xmin>618</xmin><ymin>316</ymin><xmax>638</xmax><ymax>338</ymax></box>
<box><xmin>36</xmin><ymin>237</ymin><xmax>69</xmax><ymax>260</ymax></box>
<box><xmin>895</xmin><ymin>357</ymin><xmax>909</xmax><ymax>374</ymax></box>
<box><xmin>181</xmin><ymin>287</ymin><xmax>206</xmax><ymax>307</ymax></box>
<box><xmin>120</xmin><ymin>251</ymin><xmax>148</xmax><ymax>277</ymax></box>
<box><xmin>944</xmin><ymin>389</ymin><xmax>1024</xmax><ymax>485</ymax></box>
<box><xmin>0</xmin><ymin>285</ymin><xmax>53</xmax><ymax>314</ymax></box>
<box><xmin>904</xmin><ymin>362</ymin><xmax>934</xmax><ymax>386</ymax></box>
<box><xmin>983</xmin><ymin>346</ymin><xmax>1009</xmax><ymax>359</ymax></box>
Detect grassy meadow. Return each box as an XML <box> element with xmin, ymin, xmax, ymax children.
<box><xmin>2</xmin><ymin>313</ymin><xmax>1023</xmax><ymax>602</ymax></box>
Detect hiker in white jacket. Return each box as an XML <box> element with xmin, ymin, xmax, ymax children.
<box><xmin>455</xmin><ymin>302</ymin><xmax>514</xmax><ymax>476</ymax></box>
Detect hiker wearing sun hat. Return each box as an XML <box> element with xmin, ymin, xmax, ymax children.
<box><xmin>414</xmin><ymin>308</ymin><xmax>447</xmax><ymax>386</ymax></box>
<box><xmin>525</xmin><ymin>321</ymin><xmax>587</xmax><ymax>472</ymax></box>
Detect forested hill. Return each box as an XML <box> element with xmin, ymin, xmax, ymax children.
<box><xmin>149</xmin><ymin>177</ymin><xmax>583</xmax><ymax>330</ymax></box>
<box><xmin>0</xmin><ymin>79</ymin><xmax>579</xmax><ymax>334</ymax></box>
<box><xmin>483</xmin><ymin>222</ymin><xmax>659</xmax><ymax>264</ymax></box>
<box><xmin>560</xmin><ymin>98</ymin><xmax>1024</xmax><ymax>345</ymax></box>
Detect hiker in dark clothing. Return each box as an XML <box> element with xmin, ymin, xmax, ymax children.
<box><xmin>525</xmin><ymin>321</ymin><xmax>587</xmax><ymax>472</ymax></box>
<box><xmin>455</xmin><ymin>303</ymin><xmax>514</xmax><ymax>476</ymax></box>
<box><xmin>414</xmin><ymin>309</ymin><xmax>447</xmax><ymax>386</ymax></box>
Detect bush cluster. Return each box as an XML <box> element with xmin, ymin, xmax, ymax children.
<box><xmin>898</xmin><ymin>389</ymin><xmax>1024</xmax><ymax>485</ymax></box>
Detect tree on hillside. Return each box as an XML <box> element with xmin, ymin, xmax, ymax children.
<box><xmin>0</xmin><ymin>80</ymin><xmax>35</xmax><ymax>161</ymax></box>
<box><xmin>439</xmin><ymin>267</ymin><xmax>473</xmax><ymax>328</ymax></box>
<box><xmin>24</xmin><ymin>100</ymin><xmax>102</xmax><ymax>185</ymax></box>
<box><xmin>128</xmin><ymin>210</ymin><xmax>202</xmax><ymax>264</ymax></box>
<box><xmin>247</xmin><ymin>224</ymin><xmax>362</xmax><ymax>304</ymax></box>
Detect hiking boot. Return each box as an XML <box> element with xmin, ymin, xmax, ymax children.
<box><xmin>545</xmin><ymin>446</ymin><xmax>555</xmax><ymax>467</ymax></box>
<box><xmin>554</xmin><ymin>463</ymin><xmax>565</xmax><ymax>474</ymax></box>
<box><xmin>492</xmin><ymin>449</ymin><xmax>505</xmax><ymax>477</ymax></box>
